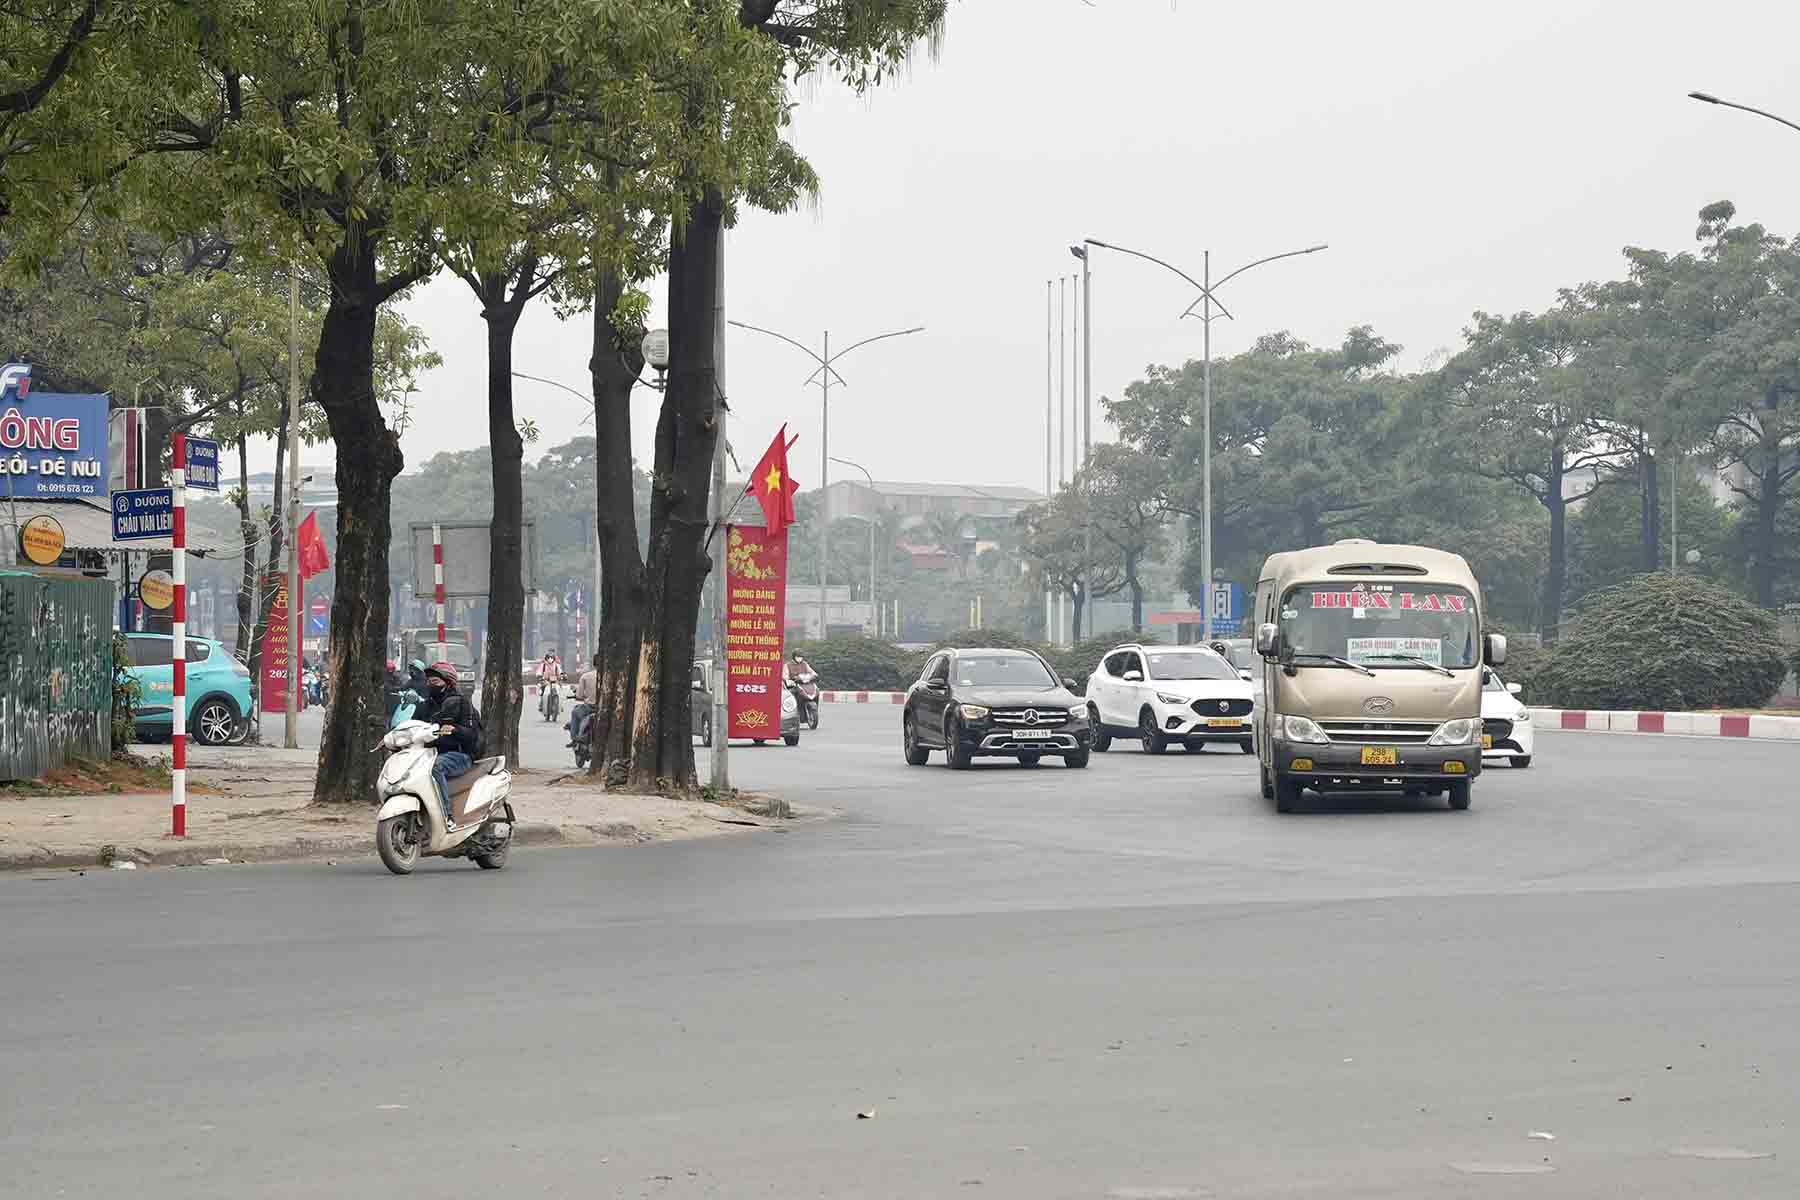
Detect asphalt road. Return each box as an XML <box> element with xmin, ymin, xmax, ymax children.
<box><xmin>9</xmin><ymin>704</ymin><xmax>1798</xmax><ymax>1198</ymax></box>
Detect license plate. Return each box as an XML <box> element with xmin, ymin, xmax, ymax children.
<box><xmin>1013</xmin><ymin>729</ymin><xmax>1054</xmax><ymax>740</ymax></box>
<box><xmin>1482</xmin><ymin>734</ymin><xmax>1493</xmax><ymax>749</ymax></box>
<box><xmin>1361</xmin><ymin>746</ymin><xmax>1399</xmax><ymax>766</ymax></box>
<box><xmin>1207</xmin><ymin>718</ymin><xmax>1243</xmax><ymax>728</ymax></box>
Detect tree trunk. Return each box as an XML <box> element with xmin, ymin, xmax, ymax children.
<box><xmin>233</xmin><ymin>417</ymin><xmax>256</xmax><ymax>660</ymax></box>
<box><xmin>623</xmin><ymin>189</ymin><xmax>724</xmax><ymax>794</ymax></box>
<box><xmin>310</xmin><ymin>242</ymin><xmax>404</xmax><ymax>804</ymax></box>
<box><xmin>1127</xmin><ymin>552</ymin><xmax>1144</xmax><ymax>633</ymax></box>
<box><xmin>476</xmin><ymin>281</ymin><xmax>527</xmax><ymax>764</ymax></box>
<box><xmin>1072</xmin><ymin>582</ymin><xmax>1086</xmax><ymax>643</ymax></box>
<box><xmin>1639</xmin><ymin>437</ymin><xmax>1659</xmax><ymax>574</ymax></box>
<box><xmin>587</xmin><ymin>256</ymin><xmax>648</xmax><ymax>782</ymax></box>
<box><xmin>1540</xmin><ymin>448</ymin><xmax>1567</xmax><ymax>645</ymax></box>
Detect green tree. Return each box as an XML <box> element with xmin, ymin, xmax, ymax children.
<box><xmin>1436</xmin><ymin>298</ymin><xmax>1627</xmax><ymax>642</ymax></box>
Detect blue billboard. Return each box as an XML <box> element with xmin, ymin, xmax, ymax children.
<box><xmin>0</xmin><ymin>389</ymin><xmax>109</xmax><ymax>499</ymax></box>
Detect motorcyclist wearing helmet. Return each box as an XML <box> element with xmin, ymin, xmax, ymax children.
<box><xmin>407</xmin><ymin>658</ymin><xmax>427</xmax><ymax>695</ymax></box>
<box><xmin>415</xmin><ymin>661</ymin><xmax>479</xmax><ymax>829</ymax></box>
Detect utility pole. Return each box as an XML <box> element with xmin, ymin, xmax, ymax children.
<box><xmin>819</xmin><ymin>330</ymin><xmax>829</xmax><ymax>640</ymax></box>
<box><xmin>284</xmin><ymin>263</ymin><xmax>302</xmax><ymax>749</ymax></box>
<box><xmin>710</xmin><ymin>236</ymin><xmax>731</xmax><ymax>791</ymax></box>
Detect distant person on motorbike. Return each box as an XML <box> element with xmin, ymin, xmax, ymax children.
<box><xmin>407</xmin><ymin>658</ymin><xmax>427</xmax><ymax>695</ymax></box>
<box><xmin>537</xmin><ymin>650</ymin><xmax>562</xmax><ymax>716</ymax></box>
<box><xmin>415</xmin><ymin>661</ymin><xmax>480</xmax><ymax>829</ymax></box>
<box><xmin>566</xmin><ymin>651</ymin><xmax>600</xmax><ymax>750</ymax></box>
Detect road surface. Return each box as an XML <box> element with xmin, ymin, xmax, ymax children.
<box><xmin>9</xmin><ymin>704</ymin><xmax>1797</xmax><ymax>1198</ymax></box>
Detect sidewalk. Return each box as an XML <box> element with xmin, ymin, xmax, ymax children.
<box><xmin>0</xmin><ymin>742</ymin><xmax>811</xmax><ymax>871</ymax></box>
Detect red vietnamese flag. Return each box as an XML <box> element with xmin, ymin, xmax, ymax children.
<box><xmin>297</xmin><ymin>511</ymin><xmax>331</xmax><ymax>581</ymax></box>
<box><xmin>744</xmin><ymin>425</ymin><xmax>799</xmax><ymax>534</ymax></box>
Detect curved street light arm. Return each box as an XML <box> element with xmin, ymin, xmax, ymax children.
<box><xmin>512</xmin><ymin>370</ymin><xmax>590</xmax><ymax>405</ymax></box>
<box><xmin>831</xmin><ymin>325</ymin><xmax>926</xmax><ymax>360</ymax></box>
<box><xmin>1689</xmin><ymin>90</ymin><xmax>1800</xmax><ymax>135</ymax></box>
<box><xmin>1177</xmin><ymin>243</ymin><xmax>1329</xmax><ymax>319</ymax></box>
<box><xmin>1085</xmin><ymin>239</ymin><xmax>1234</xmax><ymax>322</ymax></box>
<box><xmin>828</xmin><ymin>455</ymin><xmax>875</xmax><ymax>486</ymax></box>
<box><xmin>727</xmin><ymin>319</ymin><xmax>828</xmax><ymax>368</ymax></box>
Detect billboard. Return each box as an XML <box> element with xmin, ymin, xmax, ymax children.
<box><xmin>408</xmin><ymin>520</ymin><xmax>537</xmax><ymax>599</ymax></box>
<box><xmin>723</xmin><ymin>524</ymin><xmax>789</xmax><ymax>739</ymax></box>
<box><xmin>260</xmin><ymin>582</ymin><xmax>294</xmax><ymax>713</ymax></box>
<box><xmin>0</xmin><ymin>391</ymin><xmax>108</xmax><ymax>499</ymax></box>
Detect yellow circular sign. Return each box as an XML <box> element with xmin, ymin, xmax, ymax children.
<box><xmin>138</xmin><ymin>569</ymin><xmax>175</xmax><ymax>611</ymax></box>
<box><xmin>19</xmin><ymin>514</ymin><xmax>65</xmax><ymax>565</ymax></box>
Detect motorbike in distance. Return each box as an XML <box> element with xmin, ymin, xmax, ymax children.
<box><xmin>790</xmin><ymin>669</ymin><xmax>820</xmax><ymax>730</ymax></box>
<box><xmin>371</xmin><ymin>719</ymin><xmax>515</xmax><ymax>874</ymax></box>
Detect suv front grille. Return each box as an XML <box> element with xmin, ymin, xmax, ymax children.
<box><xmin>1317</xmin><ymin>719</ymin><xmax>1438</xmax><ymax>744</ymax></box>
<box><xmin>1190</xmin><ymin>697</ymin><xmax>1253</xmax><ymax>718</ymax></box>
<box><xmin>991</xmin><ymin>707</ymin><xmax>1069</xmax><ymax>726</ymax></box>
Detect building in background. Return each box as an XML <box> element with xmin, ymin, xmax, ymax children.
<box><xmin>819</xmin><ymin>480</ymin><xmax>1043</xmax><ymax>528</ymax></box>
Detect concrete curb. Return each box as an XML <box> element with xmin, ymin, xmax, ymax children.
<box><xmin>820</xmin><ymin>691</ymin><xmax>905</xmax><ymax>705</ymax></box>
<box><xmin>0</xmin><ymin>821</ymin><xmax>578</xmax><ymax>873</ymax></box>
<box><xmin>1530</xmin><ymin>707</ymin><xmax>1800</xmax><ymax>740</ymax></box>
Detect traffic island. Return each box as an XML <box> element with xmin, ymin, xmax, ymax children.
<box><xmin>0</xmin><ymin>743</ymin><xmax>814</xmax><ymax>872</ymax></box>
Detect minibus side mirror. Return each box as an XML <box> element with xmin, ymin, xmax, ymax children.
<box><xmin>1484</xmin><ymin>632</ymin><xmax>1507</xmax><ymax>666</ymax></box>
<box><xmin>1255</xmin><ymin>623</ymin><xmax>1279</xmax><ymax>657</ymax></box>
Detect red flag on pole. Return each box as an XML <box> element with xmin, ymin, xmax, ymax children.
<box><xmin>297</xmin><ymin>511</ymin><xmax>331</xmax><ymax>581</ymax></box>
<box><xmin>743</xmin><ymin>425</ymin><xmax>799</xmax><ymax>534</ymax></box>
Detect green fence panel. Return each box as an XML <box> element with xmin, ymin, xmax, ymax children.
<box><xmin>0</xmin><ymin>572</ymin><xmax>114</xmax><ymax>781</ymax></box>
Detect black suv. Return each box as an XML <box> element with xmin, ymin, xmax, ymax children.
<box><xmin>902</xmin><ymin>647</ymin><xmax>1092</xmax><ymax>769</ymax></box>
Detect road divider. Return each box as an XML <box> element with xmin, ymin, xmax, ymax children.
<box><xmin>1532</xmin><ymin>708</ymin><xmax>1800</xmax><ymax>739</ymax></box>
<box><xmin>820</xmin><ymin>691</ymin><xmax>906</xmax><ymax>705</ymax></box>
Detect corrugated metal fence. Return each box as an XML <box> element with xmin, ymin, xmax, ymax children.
<box><xmin>0</xmin><ymin>572</ymin><xmax>113</xmax><ymax>781</ymax></box>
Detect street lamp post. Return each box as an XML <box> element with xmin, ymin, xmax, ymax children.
<box><xmin>727</xmin><ymin>320</ymin><xmax>923</xmax><ymax>639</ymax></box>
<box><xmin>1688</xmin><ymin>90</ymin><xmax>1800</xmax><ymax>135</ymax></box>
<box><xmin>829</xmin><ymin>456</ymin><xmax>879</xmax><ymax>636</ymax></box>
<box><xmin>1080</xmin><ymin>237</ymin><xmax>1327</xmax><ymax>639</ymax></box>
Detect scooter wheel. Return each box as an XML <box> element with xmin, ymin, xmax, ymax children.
<box><xmin>376</xmin><ymin>813</ymin><xmax>422</xmax><ymax>875</ymax></box>
<box><xmin>474</xmin><ymin>840</ymin><xmax>509</xmax><ymax>870</ymax></box>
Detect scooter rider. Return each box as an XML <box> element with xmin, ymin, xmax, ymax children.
<box><xmin>566</xmin><ymin>651</ymin><xmax>600</xmax><ymax>749</ymax></box>
<box><xmin>415</xmin><ymin>661</ymin><xmax>480</xmax><ymax>829</ymax></box>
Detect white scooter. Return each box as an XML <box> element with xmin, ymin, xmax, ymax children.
<box><xmin>372</xmin><ymin>720</ymin><xmax>516</xmax><ymax>875</ymax></box>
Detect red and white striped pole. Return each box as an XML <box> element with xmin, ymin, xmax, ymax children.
<box><xmin>171</xmin><ymin>432</ymin><xmax>187</xmax><ymax>838</ymax></box>
<box><xmin>432</xmin><ymin>523</ymin><xmax>446</xmax><ymax>646</ymax></box>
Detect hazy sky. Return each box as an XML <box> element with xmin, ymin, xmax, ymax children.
<box><xmin>257</xmin><ymin>0</ymin><xmax>1799</xmax><ymax>498</ymax></box>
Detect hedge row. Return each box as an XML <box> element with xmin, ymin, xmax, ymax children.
<box><xmin>786</xmin><ymin>630</ymin><xmax>1165</xmax><ymax>696</ymax></box>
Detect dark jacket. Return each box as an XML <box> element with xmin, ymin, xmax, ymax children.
<box><xmin>417</xmin><ymin>687</ymin><xmax>481</xmax><ymax>757</ymax></box>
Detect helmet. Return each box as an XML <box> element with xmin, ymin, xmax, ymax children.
<box><xmin>386</xmin><ymin>659</ymin><xmax>397</xmax><ymax>671</ymax></box>
<box><xmin>424</xmin><ymin>661</ymin><xmax>457</xmax><ymax>687</ymax></box>
<box><xmin>410</xmin><ymin>658</ymin><xmax>426</xmax><ymax>672</ymax></box>
<box><xmin>791</xmin><ymin>650</ymin><xmax>804</xmax><ymax>660</ymax></box>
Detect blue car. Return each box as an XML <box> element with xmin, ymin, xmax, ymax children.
<box><xmin>120</xmin><ymin>633</ymin><xmax>256</xmax><ymax>746</ymax></box>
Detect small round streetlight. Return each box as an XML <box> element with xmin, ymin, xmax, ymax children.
<box><xmin>641</xmin><ymin>328</ymin><xmax>671</xmax><ymax>380</ymax></box>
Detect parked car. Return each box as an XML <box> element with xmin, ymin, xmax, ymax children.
<box><xmin>691</xmin><ymin>658</ymin><xmax>799</xmax><ymax>747</ymax></box>
<box><xmin>1481</xmin><ymin>668</ymin><xmax>1533</xmax><ymax>768</ymax></box>
<box><xmin>120</xmin><ymin>633</ymin><xmax>255</xmax><ymax>746</ymax></box>
<box><xmin>902</xmin><ymin>647</ymin><xmax>1092</xmax><ymax>769</ymax></box>
<box><xmin>1086</xmin><ymin>643</ymin><xmax>1255</xmax><ymax>755</ymax></box>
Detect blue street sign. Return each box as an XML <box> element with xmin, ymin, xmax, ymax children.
<box><xmin>112</xmin><ymin>487</ymin><xmax>174</xmax><ymax>541</ymax></box>
<box><xmin>185</xmin><ymin>437</ymin><xmax>220</xmax><ymax>492</ymax></box>
<box><xmin>0</xmin><ymin>389</ymin><xmax>109</xmax><ymax>499</ymax></box>
<box><xmin>1210</xmin><ymin>582</ymin><xmax>1248</xmax><ymax>625</ymax></box>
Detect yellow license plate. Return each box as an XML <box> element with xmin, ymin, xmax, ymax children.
<box><xmin>1482</xmin><ymin>734</ymin><xmax>1493</xmax><ymax>749</ymax></box>
<box><xmin>1207</xmin><ymin>718</ymin><xmax>1243</xmax><ymax>728</ymax></box>
<box><xmin>1361</xmin><ymin>746</ymin><xmax>1399</xmax><ymax>766</ymax></box>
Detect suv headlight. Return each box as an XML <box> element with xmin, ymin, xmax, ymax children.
<box><xmin>1067</xmin><ymin>705</ymin><xmax>1087</xmax><ymax>719</ymax></box>
<box><xmin>958</xmin><ymin>704</ymin><xmax>990</xmax><ymax>720</ymax></box>
<box><xmin>1278</xmin><ymin>714</ymin><xmax>1329</xmax><ymax>744</ymax></box>
<box><xmin>1156</xmin><ymin>692</ymin><xmax>1186</xmax><ymax>706</ymax></box>
<box><xmin>1427</xmin><ymin>718</ymin><xmax>1480</xmax><ymax>746</ymax></box>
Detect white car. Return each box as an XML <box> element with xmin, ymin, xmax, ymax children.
<box><xmin>1085</xmin><ymin>643</ymin><xmax>1256</xmax><ymax>755</ymax></box>
<box><xmin>1481</xmin><ymin>668</ymin><xmax>1533</xmax><ymax>768</ymax></box>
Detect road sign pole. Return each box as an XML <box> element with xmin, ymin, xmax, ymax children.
<box><xmin>171</xmin><ymin>433</ymin><xmax>187</xmax><ymax>838</ymax></box>
<box><xmin>432</xmin><ymin>524</ymin><xmax>446</xmax><ymax>645</ymax></box>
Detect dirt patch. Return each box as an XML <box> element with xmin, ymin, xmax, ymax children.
<box><xmin>0</xmin><ymin>755</ymin><xmax>219</xmax><ymax>799</ymax></box>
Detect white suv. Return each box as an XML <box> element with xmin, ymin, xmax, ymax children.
<box><xmin>1085</xmin><ymin>643</ymin><xmax>1256</xmax><ymax>755</ymax></box>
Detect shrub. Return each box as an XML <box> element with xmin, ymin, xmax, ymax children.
<box><xmin>1535</xmin><ymin>573</ymin><xmax>1788</xmax><ymax>711</ymax></box>
<box><xmin>786</xmin><ymin>635</ymin><xmax>911</xmax><ymax>692</ymax></box>
<box><xmin>110</xmin><ymin>631</ymin><xmax>141</xmax><ymax>757</ymax></box>
<box><xmin>1488</xmin><ymin>629</ymin><xmax>1551</xmax><ymax>702</ymax></box>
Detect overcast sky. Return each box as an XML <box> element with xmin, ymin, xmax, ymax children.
<box><xmin>255</xmin><ymin>0</ymin><xmax>1798</xmax><ymax>498</ymax></box>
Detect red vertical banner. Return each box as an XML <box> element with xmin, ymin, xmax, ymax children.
<box><xmin>724</xmin><ymin>525</ymin><xmax>789</xmax><ymax>739</ymax></box>
<box><xmin>261</xmin><ymin>582</ymin><xmax>292</xmax><ymax>713</ymax></box>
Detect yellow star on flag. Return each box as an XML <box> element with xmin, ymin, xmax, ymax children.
<box><xmin>764</xmin><ymin>464</ymin><xmax>783</xmax><ymax>495</ymax></box>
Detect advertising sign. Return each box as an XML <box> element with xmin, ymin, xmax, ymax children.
<box><xmin>19</xmin><ymin>514</ymin><xmax>65</xmax><ymax>565</ymax></box>
<box><xmin>260</xmin><ymin>582</ymin><xmax>293</xmax><ymax>713</ymax></box>
<box><xmin>138</xmin><ymin>569</ymin><xmax>175</xmax><ymax>611</ymax></box>
<box><xmin>0</xmin><ymin>391</ymin><xmax>108</xmax><ymax>499</ymax></box>
<box><xmin>184</xmin><ymin>436</ymin><xmax>220</xmax><ymax>491</ymax></box>
<box><xmin>723</xmin><ymin>525</ymin><xmax>789</xmax><ymax>739</ymax></box>
<box><xmin>111</xmin><ymin>486</ymin><xmax>174</xmax><ymax>540</ymax></box>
